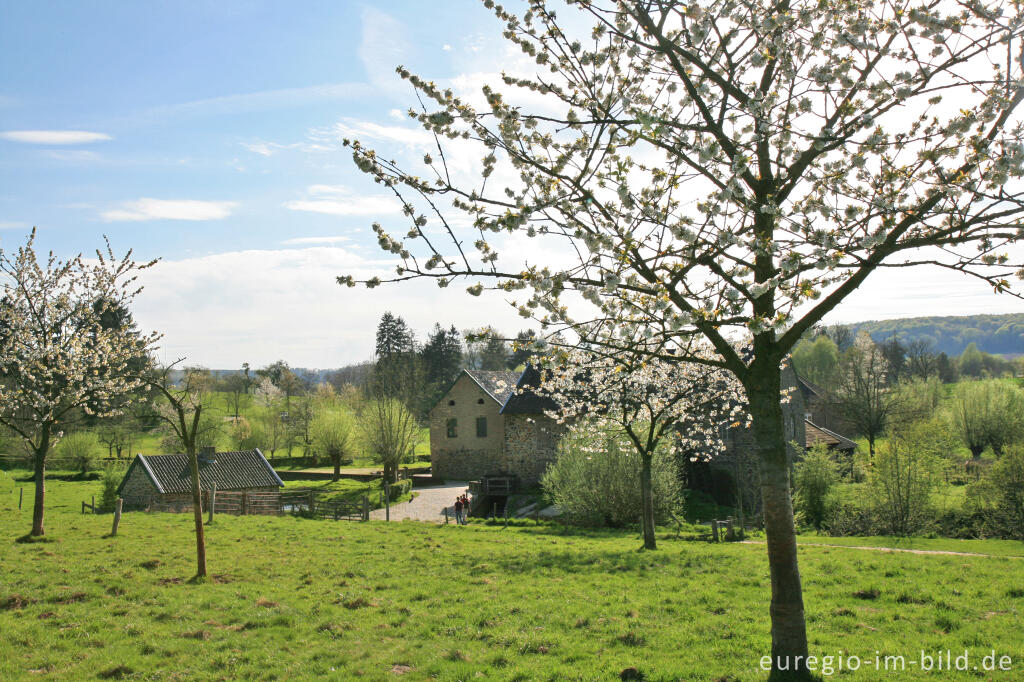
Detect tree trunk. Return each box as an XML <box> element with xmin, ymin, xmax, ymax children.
<box><xmin>186</xmin><ymin>448</ymin><xmax>207</xmax><ymax>578</ymax></box>
<box><xmin>332</xmin><ymin>455</ymin><xmax>341</xmax><ymax>482</ymax></box>
<box><xmin>639</xmin><ymin>452</ymin><xmax>656</xmax><ymax>550</ymax></box>
<box><xmin>868</xmin><ymin>434</ymin><xmax>876</xmax><ymax>459</ymax></box>
<box><xmin>969</xmin><ymin>444</ymin><xmax>984</xmax><ymax>459</ymax></box>
<box><xmin>31</xmin><ymin>444</ymin><xmax>47</xmax><ymax>537</ymax></box>
<box><xmin>748</xmin><ymin>366</ymin><xmax>810</xmax><ymax>681</ymax></box>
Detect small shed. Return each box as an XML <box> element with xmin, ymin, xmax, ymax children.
<box><xmin>804</xmin><ymin>420</ymin><xmax>857</xmax><ymax>454</ymax></box>
<box><xmin>117</xmin><ymin>448</ymin><xmax>283</xmax><ymax>511</ymax></box>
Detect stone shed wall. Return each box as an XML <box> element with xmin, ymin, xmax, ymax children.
<box><xmin>503</xmin><ymin>413</ymin><xmax>566</xmax><ymax>488</ymax></box>
<box><xmin>430</xmin><ymin>374</ymin><xmax>506</xmax><ymax>481</ymax></box>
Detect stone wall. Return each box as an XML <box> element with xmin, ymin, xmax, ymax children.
<box><xmin>119</xmin><ymin>464</ymin><xmax>158</xmax><ymax>510</ymax></box>
<box><xmin>430</xmin><ymin>374</ymin><xmax>506</xmax><ymax>480</ymax></box>
<box><xmin>503</xmin><ymin>413</ymin><xmax>565</xmax><ymax>487</ymax></box>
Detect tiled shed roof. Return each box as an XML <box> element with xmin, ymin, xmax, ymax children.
<box><xmin>805</xmin><ymin>420</ymin><xmax>857</xmax><ymax>452</ymax></box>
<box><xmin>465</xmin><ymin>369</ymin><xmax>520</xmax><ymax>405</ymax></box>
<box><xmin>118</xmin><ymin>449</ymin><xmax>283</xmax><ymax>495</ymax></box>
<box><xmin>500</xmin><ymin>365</ymin><xmax>561</xmax><ymax>415</ymax></box>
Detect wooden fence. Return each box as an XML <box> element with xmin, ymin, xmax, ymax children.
<box><xmin>146</xmin><ymin>488</ymin><xmax>369</xmax><ymax>522</ymax></box>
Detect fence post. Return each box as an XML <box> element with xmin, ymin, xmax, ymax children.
<box><xmin>726</xmin><ymin>517</ymin><xmax>734</xmax><ymax>541</ymax></box>
<box><xmin>362</xmin><ymin>495</ymin><xmax>369</xmax><ymax>522</ymax></box>
<box><xmin>110</xmin><ymin>498</ymin><xmax>123</xmax><ymax>537</ymax></box>
<box><xmin>384</xmin><ymin>481</ymin><xmax>390</xmax><ymax>522</ymax></box>
<box><xmin>444</xmin><ymin>508</ymin><xmax>449</xmax><ymax>525</ymax></box>
<box><xmin>81</xmin><ymin>500</ymin><xmax>86</xmax><ymax>514</ymax></box>
<box><xmin>92</xmin><ymin>495</ymin><xmax>96</xmax><ymax>514</ymax></box>
<box><xmin>19</xmin><ymin>487</ymin><xmax>23</xmax><ymax>510</ymax></box>
<box><xmin>208</xmin><ymin>482</ymin><xmax>216</xmax><ymax>524</ymax></box>
<box><xmin>712</xmin><ymin>520</ymin><xmax>720</xmax><ymax>543</ymax></box>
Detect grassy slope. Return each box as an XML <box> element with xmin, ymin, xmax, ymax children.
<box><xmin>2</xmin><ymin>479</ymin><xmax>1023</xmax><ymax>680</ymax></box>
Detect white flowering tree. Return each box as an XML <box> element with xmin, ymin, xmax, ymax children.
<box><xmin>340</xmin><ymin>1</ymin><xmax>1024</xmax><ymax>674</ymax></box>
<box><xmin>540</xmin><ymin>344</ymin><xmax>744</xmax><ymax>549</ymax></box>
<box><xmin>0</xmin><ymin>231</ymin><xmax>158</xmax><ymax>537</ymax></box>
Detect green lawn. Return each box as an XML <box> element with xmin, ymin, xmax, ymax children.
<box><xmin>2</xmin><ymin>478</ymin><xmax>1023</xmax><ymax>680</ymax></box>
<box><xmin>793</xmin><ymin>533</ymin><xmax>1024</xmax><ymax>558</ymax></box>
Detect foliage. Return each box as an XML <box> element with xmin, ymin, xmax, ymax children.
<box><xmin>97</xmin><ymin>463</ymin><xmax>123</xmax><ymax>513</ymax></box>
<box><xmin>0</xmin><ymin>231</ymin><xmax>158</xmax><ymax>536</ymax></box>
<box><xmin>833</xmin><ymin>333</ymin><xmax>903</xmax><ymax>457</ymax></box>
<box><xmin>791</xmin><ymin>336</ymin><xmax>840</xmax><ymax>388</ymax></box>
<box><xmin>851</xmin><ymin>313</ymin><xmax>1024</xmax><ymax>358</ymax></box>
<box><xmin>310</xmin><ymin>409</ymin><xmax>358</xmax><ymax>478</ymax></box>
<box><xmin>55</xmin><ymin>431</ymin><xmax>100</xmax><ymax>475</ymax></box>
<box><xmin>868</xmin><ymin>423</ymin><xmax>942</xmax><ymax>536</ymax></box>
<box><xmin>949</xmin><ymin>379</ymin><xmax>1024</xmax><ymax>458</ymax></box>
<box><xmin>793</xmin><ymin>445</ymin><xmax>839</xmax><ymax>530</ymax></box>
<box><xmin>542</xmin><ymin>423</ymin><xmax>682</xmax><ymax>528</ymax></box>
<box><xmin>966</xmin><ymin>445</ymin><xmax>1024</xmax><ymax>540</ymax></box>
<box><xmin>359</xmin><ymin>398</ymin><xmax>420</xmax><ymax>483</ymax></box>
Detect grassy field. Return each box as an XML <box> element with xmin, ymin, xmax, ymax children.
<box><xmin>2</xmin><ymin>478</ymin><xmax>1023</xmax><ymax>680</ymax></box>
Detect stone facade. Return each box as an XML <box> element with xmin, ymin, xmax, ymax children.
<box><xmin>430</xmin><ymin>373</ymin><xmax>508</xmax><ymax>481</ymax></box>
<box><xmin>503</xmin><ymin>413</ymin><xmax>566</xmax><ymax>487</ymax></box>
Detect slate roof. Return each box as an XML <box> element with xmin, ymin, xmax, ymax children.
<box><xmin>804</xmin><ymin>420</ymin><xmax>857</xmax><ymax>452</ymax></box>
<box><xmin>797</xmin><ymin>375</ymin><xmax>829</xmax><ymax>400</ymax></box>
<box><xmin>499</xmin><ymin>364</ymin><xmax>561</xmax><ymax>415</ymax></box>
<box><xmin>117</xmin><ymin>449</ymin><xmax>283</xmax><ymax>495</ymax></box>
<box><xmin>464</xmin><ymin>369</ymin><xmax>520</xmax><ymax>405</ymax></box>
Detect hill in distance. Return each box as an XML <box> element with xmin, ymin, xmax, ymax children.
<box><xmin>845</xmin><ymin>312</ymin><xmax>1024</xmax><ymax>357</ymax></box>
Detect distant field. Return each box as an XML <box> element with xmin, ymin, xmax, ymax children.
<box><xmin>2</xmin><ymin>478</ymin><xmax>1023</xmax><ymax>680</ymax></box>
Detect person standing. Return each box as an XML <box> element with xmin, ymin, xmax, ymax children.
<box><xmin>454</xmin><ymin>496</ymin><xmax>463</xmax><ymax>525</ymax></box>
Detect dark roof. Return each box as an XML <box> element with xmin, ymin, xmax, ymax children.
<box><xmin>805</xmin><ymin>420</ymin><xmax>857</xmax><ymax>452</ymax></box>
<box><xmin>464</xmin><ymin>369</ymin><xmax>520</xmax><ymax>405</ymax></box>
<box><xmin>500</xmin><ymin>365</ymin><xmax>561</xmax><ymax>415</ymax></box>
<box><xmin>117</xmin><ymin>449</ymin><xmax>283</xmax><ymax>495</ymax></box>
<box><xmin>797</xmin><ymin>375</ymin><xmax>829</xmax><ymax>400</ymax></box>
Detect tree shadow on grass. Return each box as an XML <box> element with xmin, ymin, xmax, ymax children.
<box><xmin>15</xmin><ymin>533</ymin><xmax>54</xmax><ymax>544</ymax></box>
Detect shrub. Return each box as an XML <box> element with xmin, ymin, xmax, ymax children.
<box><xmin>868</xmin><ymin>421</ymin><xmax>941</xmax><ymax>536</ymax></box>
<box><xmin>541</xmin><ymin>423</ymin><xmax>681</xmax><ymax>528</ymax></box>
<box><xmin>98</xmin><ymin>464</ymin><xmax>124</xmax><ymax>512</ymax></box>
<box><xmin>386</xmin><ymin>478</ymin><xmax>412</xmax><ymax>502</ymax></box>
<box><xmin>966</xmin><ymin>445</ymin><xmax>1024</xmax><ymax>539</ymax></box>
<box><xmin>56</xmin><ymin>431</ymin><xmax>100</xmax><ymax>475</ymax></box>
<box><xmin>794</xmin><ymin>444</ymin><xmax>839</xmax><ymax>530</ymax></box>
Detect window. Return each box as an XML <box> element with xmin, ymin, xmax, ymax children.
<box><xmin>476</xmin><ymin>417</ymin><xmax>487</xmax><ymax>438</ymax></box>
<box><xmin>446</xmin><ymin>418</ymin><xmax>458</xmax><ymax>438</ymax></box>
<box><xmin>477</xmin><ymin>398</ymin><xmax>485</xmax><ymax>405</ymax></box>
<box><xmin>448</xmin><ymin>400</ymin><xmax>455</xmax><ymax>406</ymax></box>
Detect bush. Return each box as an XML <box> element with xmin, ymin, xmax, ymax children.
<box><xmin>868</xmin><ymin>421</ymin><xmax>941</xmax><ymax>536</ymax></box>
<box><xmin>541</xmin><ymin>423</ymin><xmax>681</xmax><ymax>528</ymax></box>
<box><xmin>56</xmin><ymin>431</ymin><xmax>100</xmax><ymax>475</ymax></box>
<box><xmin>794</xmin><ymin>444</ymin><xmax>839</xmax><ymax>530</ymax></box>
<box><xmin>387</xmin><ymin>478</ymin><xmax>412</xmax><ymax>502</ymax></box>
<box><xmin>98</xmin><ymin>464</ymin><xmax>124</xmax><ymax>512</ymax></box>
<box><xmin>966</xmin><ymin>445</ymin><xmax>1024</xmax><ymax>539</ymax></box>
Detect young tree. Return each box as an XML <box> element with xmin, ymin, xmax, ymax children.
<box><xmin>834</xmin><ymin>333</ymin><xmax>903</xmax><ymax>457</ymax></box>
<box><xmin>359</xmin><ymin>397</ymin><xmax>420</xmax><ymax>483</ymax></box>
<box><xmin>254</xmin><ymin>377</ymin><xmax>285</xmax><ymax>458</ymax></box>
<box><xmin>311</xmin><ymin>410</ymin><xmax>358</xmax><ymax>481</ymax></box>
<box><xmin>793</xmin><ymin>445</ymin><xmax>839</xmax><ymax>530</ymax></box>
<box><xmin>0</xmin><ymin>232</ymin><xmax>158</xmax><ymax>536</ymax></box>
<box><xmin>340</xmin><ymin>1</ymin><xmax>1024</xmax><ymax>673</ymax></box>
<box><xmin>147</xmin><ymin>365</ymin><xmax>221</xmax><ymax>578</ymax></box>
<box><xmin>791</xmin><ymin>334</ymin><xmax>839</xmax><ymax>388</ymax></box>
<box><xmin>220</xmin><ymin>373</ymin><xmax>248</xmax><ymax>420</ymax></box>
<box><xmin>56</xmin><ymin>431</ymin><xmax>100</xmax><ymax>476</ymax></box>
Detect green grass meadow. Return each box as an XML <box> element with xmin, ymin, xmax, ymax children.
<box><xmin>2</xmin><ymin>477</ymin><xmax>1024</xmax><ymax>680</ymax></box>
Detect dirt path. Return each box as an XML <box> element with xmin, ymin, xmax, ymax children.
<box><xmin>369</xmin><ymin>481</ymin><xmax>471</xmax><ymax>523</ymax></box>
<box><xmin>740</xmin><ymin>540</ymin><xmax>1023</xmax><ymax>559</ymax></box>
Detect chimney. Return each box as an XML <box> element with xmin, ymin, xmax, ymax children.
<box><xmin>199</xmin><ymin>446</ymin><xmax>217</xmax><ymax>464</ymax></box>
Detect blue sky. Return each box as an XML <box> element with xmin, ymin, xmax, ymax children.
<box><xmin>0</xmin><ymin>2</ymin><xmax>1019</xmax><ymax>368</ymax></box>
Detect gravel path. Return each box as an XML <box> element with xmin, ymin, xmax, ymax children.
<box><xmin>369</xmin><ymin>481</ymin><xmax>471</xmax><ymax>523</ymax></box>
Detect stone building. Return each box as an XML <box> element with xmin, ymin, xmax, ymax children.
<box><xmin>117</xmin><ymin>447</ymin><xmax>283</xmax><ymax>510</ymax></box>
<box><xmin>429</xmin><ymin>366</ymin><xmax>564</xmax><ymax>488</ymax></box>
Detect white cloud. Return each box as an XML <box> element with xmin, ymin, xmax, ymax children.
<box><xmin>0</xmin><ymin>221</ymin><xmax>29</xmax><ymax>230</ymax></box>
<box><xmin>326</xmin><ymin>118</ymin><xmax>433</xmax><ymax>148</ymax></box>
<box><xmin>46</xmin><ymin>150</ymin><xmax>103</xmax><ymax>162</ymax></box>
<box><xmin>284</xmin><ymin>184</ymin><xmax>401</xmax><ymax>216</ymax></box>
<box><xmin>442</xmin><ymin>44</ymin><xmax>453</xmax><ymax>52</ymax></box>
<box><xmin>132</xmin><ymin>247</ymin><xmax>530</xmax><ymax>368</ymax></box>
<box><xmin>358</xmin><ymin>8</ymin><xmax>408</xmax><ymax>96</ymax></box>
<box><xmin>137</xmin><ymin>83</ymin><xmax>376</xmax><ymax>120</ymax></box>
<box><xmin>100</xmin><ymin>198</ymin><xmax>237</xmax><ymax>222</ymax></box>
<box><xmin>1</xmin><ymin>130</ymin><xmax>112</xmax><ymax>144</ymax></box>
<box><xmin>282</xmin><ymin>236</ymin><xmax>351</xmax><ymax>245</ymax></box>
